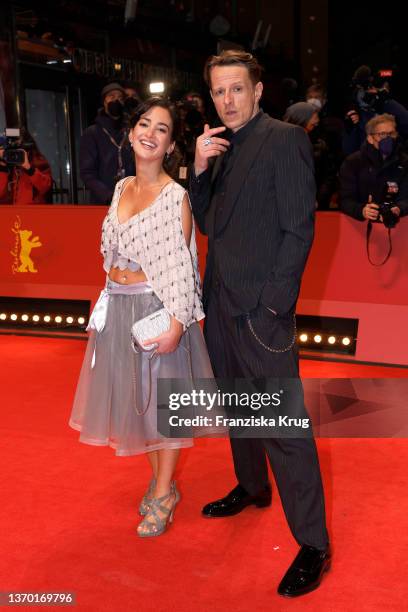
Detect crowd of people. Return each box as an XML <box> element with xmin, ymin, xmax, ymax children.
<box><xmin>1</xmin><ymin>64</ymin><xmax>408</xmax><ymax>223</ymax></box>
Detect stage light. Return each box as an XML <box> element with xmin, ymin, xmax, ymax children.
<box><xmin>0</xmin><ymin>313</ymin><xmax>6</xmax><ymax>320</ymax></box>
<box><xmin>21</xmin><ymin>314</ymin><xmax>29</xmax><ymax>321</ymax></box>
<box><xmin>11</xmin><ymin>314</ymin><xmax>17</xmax><ymax>321</ymax></box>
<box><xmin>342</xmin><ymin>337</ymin><xmax>351</xmax><ymax>346</ymax></box>
<box><xmin>55</xmin><ymin>316</ymin><xmax>63</xmax><ymax>323</ymax></box>
<box><xmin>63</xmin><ymin>59</ymin><xmax>72</xmax><ymax>64</ymax></box>
<box><xmin>66</xmin><ymin>316</ymin><xmax>74</xmax><ymax>324</ymax></box>
<box><xmin>149</xmin><ymin>82</ymin><xmax>165</xmax><ymax>94</ymax></box>
<box><xmin>32</xmin><ymin>315</ymin><xmax>40</xmax><ymax>322</ymax></box>
<box><xmin>328</xmin><ymin>336</ymin><xmax>336</xmax><ymax>345</ymax></box>
<box><xmin>78</xmin><ymin>317</ymin><xmax>86</xmax><ymax>325</ymax></box>
<box><xmin>44</xmin><ymin>315</ymin><xmax>51</xmax><ymax>322</ymax></box>
<box><xmin>313</xmin><ymin>334</ymin><xmax>322</xmax><ymax>343</ymax></box>
<box><xmin>299</xmin><ymin>333</ymin><xmax>308</xmax><ymax>342</ymax></box>
<box><xmin>114</xmin><ymin>63</ymin><xmax>122</xmax><ymax>71</ymax></box>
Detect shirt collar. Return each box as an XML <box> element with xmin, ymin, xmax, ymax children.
<box><xmin>228</xmin><ymin>109</ymin><xmax>263</xmax><ymax>146</ymax></box>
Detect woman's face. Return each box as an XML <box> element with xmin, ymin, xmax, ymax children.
<box><xmin>130</xmin><ymin>106</ymin><xmax>174</xmax><ymax>162</ymax></box>
<box><xmin>305</xmin><ymin>112</ymin><xmax>320</xmax><ymax>133</ymax></box>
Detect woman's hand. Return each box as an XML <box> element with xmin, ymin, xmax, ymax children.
<box><xmin>143</xmin><ymin>317</ymin><xmax>183</xmax><ymax>354</ymax></box>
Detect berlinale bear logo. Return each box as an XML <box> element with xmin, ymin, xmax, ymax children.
<box><xmin>11</xmin><ymin>216</ymin><xmax>42</xmax><ymax>274</ymax></box>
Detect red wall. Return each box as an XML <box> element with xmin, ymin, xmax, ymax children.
<box><xmin>1</xmin><ymin>206</ymin><xmax>407</xmax><ymax>365</ymax></box>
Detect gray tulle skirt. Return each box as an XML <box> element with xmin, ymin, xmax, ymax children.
<box><xmin>69</xmin><ymin>280</ymin><xmax>214</xmax><ymax>456</ymax></box>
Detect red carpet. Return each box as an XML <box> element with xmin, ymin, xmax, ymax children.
<box><xmin>1</xmin><ymin>335</ymin><xmax>408</xmax><ymax>611</ymax></box>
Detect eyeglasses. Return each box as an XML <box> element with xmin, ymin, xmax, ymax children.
<box><xmin>371</xmin><ymin>130</ymin><xmax>397</xmax><ymax>139</ymax></box>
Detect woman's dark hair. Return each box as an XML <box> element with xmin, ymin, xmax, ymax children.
<box><xmin>129</xmin><ymin>97</ymin><xmax>180</xmax><ymax>141</ymax></box>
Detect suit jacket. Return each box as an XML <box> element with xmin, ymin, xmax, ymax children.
<box><xmin>189</xmin><ymin>111</ymin><xmax>316</xmax><ymax>318</ymax></box>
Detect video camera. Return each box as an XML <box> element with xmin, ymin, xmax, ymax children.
<box><xmin>0</xmin><ymin>128</ymin><xmax>32</xmax><ymax>166</ymax></box>
<box><xmin>351</xmin><ymin>65</ymin><xmax>391</xmax><ymax>113</ymax></box>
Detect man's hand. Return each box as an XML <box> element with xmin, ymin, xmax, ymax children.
<box><xmin>0</xmin><ymin>148</ymin><xmax>7</xmax><ymax>166</ymax></box>
<box><xmin>194</xmin><ymin>124</ymin><xmax>230</xmax><ymax>176</ymax></box>
<box><xmin>391</xmin><ymin>206</ymin><xmax>401</xmax><ymax>216</ymax></box>
<box><xmin>362</xmin><ymin>195</ymin><xmax>380</xmax><ymax>221</ymax></box>
<box><xmin>346</xmin><ymin>110</ymin><xmax>360</xmax><ymax>125</ymax></box>
<box><xmin>21</xmin><ymin>150</ymin><xmax>31</xmax><ymax>171</ymax></box>
<box><xmin>143</xmin><ymin>317</ymin><xmax>183</xmax><ymax>355</ymax></box>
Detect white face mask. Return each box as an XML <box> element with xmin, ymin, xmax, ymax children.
<box><xmin>307</xmin><ymin>97</ymin><xmax>323</xmax><ymax>110</ymax></box>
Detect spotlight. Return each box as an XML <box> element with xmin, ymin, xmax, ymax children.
<box><xmin>149</xmin><ymin>82</ymin><xmax>165</xmax><ymax>94</ymax></box>
<box><xmin>313</xmin><ymin>334</ymin><xmax>322</xmax><ymax>343</ymax></box>
<box><xmin>44</xmin><ymin>315</ymin><xmax>51</xmax><ymax>322</ymax></box>
<box><xmin>66</xmin><ymin>316</ymin><xmax>74</xmax><ymax>324</ymax></box>
<box><xmin>55</xmin><ymin>316</ymin><xmax>62</xmax><ymax>323</ymax></box>
<box><xmin>328</xmin><ymin>336</ymin><xmax>336</xmax><ymax>345</ymax></box>
<box><xmin>342</xmin><ymin>337</ymin><xmax>351</xmax><ymax>346</ymax></box>
<box><xmin>32</xmin><ymin>315</ymin><xmax>40</xmax><ymax>322</ymax></box>
<box><xmin>78</xmin><ymin>317</ymin><xmax>86</xmax><ymax>325</ymax></box>
<box><xmin>11</xmin><ymin>314</ymin><xmax>17</xmax><ymax>321</ymax></box>
<box><xmin>0</xmin><ymin>313</ymin><xmax>6</xmax><ymax>320</ymax></box>
<box><xmin>299</xmin><ymin>333</ymin><xmax>308</xmax><ymax>342</ymax></box>
<box><xmin>21</xmin><ymin>314</ymin><xmax>29</xmax><ymax>321</ymax></box>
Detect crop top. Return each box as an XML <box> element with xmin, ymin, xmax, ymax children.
<box><xmin>101</xmin><ymin>178</ymin><xmax>204</xmax><ymax>327</ymax></box>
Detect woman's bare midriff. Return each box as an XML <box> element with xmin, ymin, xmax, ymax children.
<box><xmin>108</xmin><ymin>267</ymin><xmax>148</xmax><ymax>284</ymax></box>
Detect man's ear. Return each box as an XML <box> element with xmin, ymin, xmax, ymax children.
<box><xmin>367</xmin><ymin>134</ymin><xmax>374</xmax><ymax>146</ymax></box>
<box><xmin>255</xmin><ymin>81</ymin><xmax>263</xmax><ymax>103</ymax></box>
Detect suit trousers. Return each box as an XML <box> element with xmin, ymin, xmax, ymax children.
<box><xmin>204</xmin><ymin>286</ymin><xmax>329</xmax><ymax>550</ymax></box>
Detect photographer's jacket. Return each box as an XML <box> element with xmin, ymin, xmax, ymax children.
<box><xmin>339</xmin><ymin>141</ymin><xmax>408</xmax><ymax>220</ymax></box>
<box><xmin>79</xmin><ymin>110</ymin><xmax>135</xmax><ymax>204</ymax></box>
<box><xmin>0</xmin><ymin>153</ymin><xmax>52</xmax><ymax>204</ymax></box>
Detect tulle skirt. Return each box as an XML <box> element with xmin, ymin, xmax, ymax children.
<box><xmin>69</xmin><ymin>280</ymin><xmax>214</xmax><ymax>456</ymax></box>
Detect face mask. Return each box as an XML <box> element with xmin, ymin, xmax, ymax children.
<box><xmin>378</xmin><ymin>136</ymin><xmax>395</xmax><ymax>158</ymax></box>
<box><xmin>307</xmin><ymin>97</ymin><xmax>322</xmax><ymax>110</ymax></box>
<box><xmin>107</xmin><ymin>100</ymin><xmax>123</xmax><ymax>118</ymax></box>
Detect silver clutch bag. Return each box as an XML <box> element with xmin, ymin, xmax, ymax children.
<box><xmin>131</xmin><ymin>308</ymin><xmax>171</xmax><ymax>352</ymax></box>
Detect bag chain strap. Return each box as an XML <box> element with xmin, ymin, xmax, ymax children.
<box><xmin>132</xmin><ymin>327</ymin><xmax>194</xmax><ymax>416</ymax></box>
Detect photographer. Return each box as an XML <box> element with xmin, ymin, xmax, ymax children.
<box><xmin>0</xmin><ymin>129</ymin><xmax>52</xmax><ymax>205</ymax></box>
<box><xmin>343</xmin><ymin>65</ymin><xmax>408</xmax><ymax>155</ymax></box>
<box><xmin>79</xmin><ymin>82</ymin><xmax>135</xmax><ymax>204</ymax></box>
<box><xmin>339</xmin><ymin>114</ymin><xmax>408</xmax><ymax>222</ymax></box>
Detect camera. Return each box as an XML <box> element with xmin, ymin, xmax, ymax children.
<box><xmin>378</xmin><ymin>181</ymin><xmax>400</xmax><ymax>228</ymax></box>
<box><xmin>351</xmin><ymin>65</ymin><xmax>390</xmax><ymax>114</ymax></box>
<box><xmin>0</xmin><ymin>128</ymin><xmax>32</xmax><ymax>166</ymax></box>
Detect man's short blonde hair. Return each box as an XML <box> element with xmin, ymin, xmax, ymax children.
<box><xmin>365</xmin><ymin>113</ymin><xmax>396</xmax><ymax>135</ymax></box>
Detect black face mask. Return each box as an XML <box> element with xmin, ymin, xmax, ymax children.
<box><xmin>106</xmin><ymin>100</ymin><xmax>123</xmax><ymax>118</ymax></box>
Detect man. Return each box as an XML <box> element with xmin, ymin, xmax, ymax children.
<box><xmin>340</xmin><ymin>113</ymin><xmax>408</xmax><ymax>221</ymax></box>
<box><xmin>79</xmin><ymin>82</ymin><xmax>135</xmax><ymax>204</ymax></box>
<box><xmin>189</xmin><ymin>50</ymin><xmax>330</xmax><ymax>598</ymax></box>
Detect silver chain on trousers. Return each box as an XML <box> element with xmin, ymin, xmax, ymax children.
<box><xmin>247</xmin><ymin>312</ymin><xmax>297</xmax><ymax>353</ymax></box>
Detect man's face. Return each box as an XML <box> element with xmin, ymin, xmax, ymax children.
<box><xmin>209</xmin><ymin>65</ymin><xmax>263</xmax><ymax>132</ymax></box>
<box><xmin>103</xmin><ymin>90</ymin><xmax>125</xmax><ymax>114</ymax></box>
<box><xmin>367</xmin><ymin>121</ymin><xmax>397</xmax><ymax>149</ymax></box>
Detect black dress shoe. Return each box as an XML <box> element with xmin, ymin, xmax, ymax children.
<box><xmin>277</xmin><ymin>545</ymin><xmax>331</xmax><ymax>598</ymax></box>
<box><xmin>202</xmin><ymin>484</ymin><xmax>271</xmax><ymax>517</ymax></box>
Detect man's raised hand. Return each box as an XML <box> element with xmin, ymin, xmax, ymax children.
<box><xmin>194</xmin><ymin>124</ymin><xmax>230</xmax><ymax>176</ymax></box>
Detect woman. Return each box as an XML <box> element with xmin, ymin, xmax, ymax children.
<box><xmin>69</xmin><ymin>98</ymin><xmax>213</xmax><ymax>537</ymax></box>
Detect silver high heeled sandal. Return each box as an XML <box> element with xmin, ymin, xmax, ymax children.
<box><xmin>137</xmin><ymin>488</ymin><xmax>179</xmax><ymax>538</ymax></box>
<box><xmin>139</xmin><ymin>479</ymin><xmax>180</xmax><ymax>516</ymax></box>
